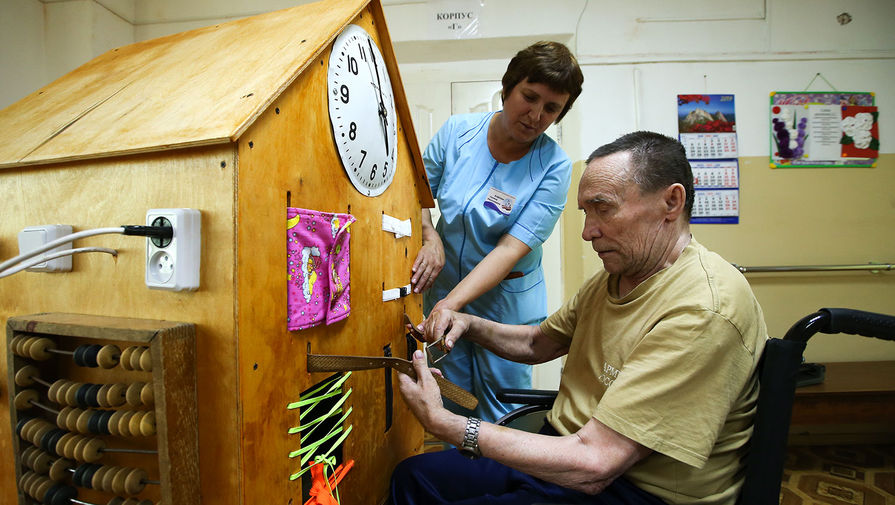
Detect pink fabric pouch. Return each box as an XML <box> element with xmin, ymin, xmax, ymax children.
<box><xmin>287</xmin><ymin>208</ymin><xmax>356</xmax><ymax>331</ymax></box>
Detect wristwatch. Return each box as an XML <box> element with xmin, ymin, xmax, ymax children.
<box><xmin>459</xmin><ymin>416</ymin><xmax>482</xmax><ymax>459</ymax></box>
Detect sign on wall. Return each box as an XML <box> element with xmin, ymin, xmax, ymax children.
<box><xmin>428</xmin><ymin>0</ymin><xmax>483</xmax><ymax>39</ymax></box>
<box><xmin>769</xmin><ymin>92</ymin><xmax>878</xmax><ymax>168</ymax></box>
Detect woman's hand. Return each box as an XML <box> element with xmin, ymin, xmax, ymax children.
<box><xmin>411</xmin><ymin>213</ymin><xmax>445</xmax><ymax>293</ymax></box>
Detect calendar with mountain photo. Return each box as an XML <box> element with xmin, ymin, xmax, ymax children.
<box><xmin>677</xmin><ymin>94</ymin><xmax>740</xmax><ymax>224</ymax></box>
<box><xmin>677</xmin><ymin>94</ymin><xmax>738</xmax><ymax>159</ymax></box>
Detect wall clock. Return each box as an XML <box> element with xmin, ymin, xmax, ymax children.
<box><xmin>327</xmin><ymin>24</ymin><xmax>398</xmax><ymax>197</ymax></box>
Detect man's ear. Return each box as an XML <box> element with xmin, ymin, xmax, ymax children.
<box><xmin>663</xmin><ymin>183</ymin><xmax>686</xmax><ymax>221</ymax></box>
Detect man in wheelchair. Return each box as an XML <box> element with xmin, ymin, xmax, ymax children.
<box><xmin>389</xmin><ymin>131</ymin><xmax>768</xmax><ymax>505</ymax></box>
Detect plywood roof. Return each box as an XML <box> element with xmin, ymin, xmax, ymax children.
<box><xmin>0</xmin><ymin>0</ymin><xmax>368</xmax><ymax>168</ymax></box>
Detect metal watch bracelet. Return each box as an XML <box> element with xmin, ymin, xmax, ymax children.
<box><xmin>460</xmin><ymin>416</ymin><xmax>482</xmax><ymax>459</ymax></box>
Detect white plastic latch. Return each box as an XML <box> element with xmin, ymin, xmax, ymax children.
<box><xmin>382</xmin><ymin>284</ymin><xmax>412</xmax><ymax>302</ymax></box>
<box><xmin>382</xmin><ymin>214</ymin><xmax>412</xmax><ymax>238</ymax></box>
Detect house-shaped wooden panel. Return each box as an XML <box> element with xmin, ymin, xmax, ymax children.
<box><xmin>0</xmin><ymin>0</ymin><xmax>432</xmax><ymax>503</ymax></box>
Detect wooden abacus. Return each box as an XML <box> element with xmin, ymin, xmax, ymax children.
<box><xmin>6</xmin><ymin>313</ymin><xmax>198</xmax><ymax>505</ymax></box>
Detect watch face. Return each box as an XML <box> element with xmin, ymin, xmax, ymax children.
<box><xmin>327</xmin><ymin>24</ymin><xmax>398</xmax><ymax>197</ymax></box>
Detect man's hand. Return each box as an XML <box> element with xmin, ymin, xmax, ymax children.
<box><xmin>423</xmin><ymin>309</ymin><xmax>472</xmax><ymax>352</ymax></box>
<box><xmin>396</xmin><ymin>350</ymin><xmax>457</xmax><ymax>437</ymax></box>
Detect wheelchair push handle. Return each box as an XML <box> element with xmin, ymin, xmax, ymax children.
<box><xmin>784</xmin><ymin>308</ymin><xmax>895</xmax><ymax>343</ymax></box>
<box><xmin>822</xmin><ymin>308</ymin><xmax>895</xmax><ymax>341</ymax></box>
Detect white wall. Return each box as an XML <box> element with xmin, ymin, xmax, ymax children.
<box><xmin>0</xmin><ymin>0</ymin><xmax>46</xmax><ymax>109</ymax></box>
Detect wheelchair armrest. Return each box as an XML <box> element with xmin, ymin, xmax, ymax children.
<box><xmin>496</xmin><ymin>388</ymin><xmax>558</xmax><ymax>406</ymax></box>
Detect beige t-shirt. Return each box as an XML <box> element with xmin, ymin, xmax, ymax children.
<box><xmin>540</xmin><ymin>238</ymin><xmax>767</xmax><ymax>505</ymax></box>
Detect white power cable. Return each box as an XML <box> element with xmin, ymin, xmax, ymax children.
<box><xmin>0</xmin><ymin>247</ymin><xmax>118</xmax><ymax>279</ymax></box>
<box><xmin>0</xmin><ymin>227</ymin><xmax>124</xmax><ymax>273</ymax></box>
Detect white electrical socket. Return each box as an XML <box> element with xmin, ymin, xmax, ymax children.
<box><xmin>18</xmin><ymin>225</ymin><xmax>74</xmax><ymax>272</ymax></box>
<box><xmin>145</xmin><ymin>209</ymin><xmax>201</xmax><ymax>291</ymax></box>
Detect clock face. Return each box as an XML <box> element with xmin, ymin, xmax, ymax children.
<box><xmin>327</xmin><ymin>24</ymin><xmax>398</xmax><ymax>197</ymax></box>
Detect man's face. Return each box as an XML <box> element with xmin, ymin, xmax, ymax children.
<box><xmin>578</xmin><ymin>151</ymin><xmax>670</xmax><ymax>280</ymax></box>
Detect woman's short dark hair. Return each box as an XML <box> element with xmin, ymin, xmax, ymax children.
<box><xmin>501</xmin><ymin>41</ymin><xmax>583</xmax><ymax>123</ymax></box>
<box><xmin>587</xmin><ymin>131</ymin><xmax>695</xmax><ymax>219</ymax></box>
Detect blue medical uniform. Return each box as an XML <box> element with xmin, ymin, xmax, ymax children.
<box><xmin>423</xmin><ymin>112</ymin><xmax>572</xmax><ymax>422</ymax></box>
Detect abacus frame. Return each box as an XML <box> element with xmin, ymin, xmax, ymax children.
<box><xmin>6</xmin><ymin>313</ymin><xmax>199</xmax><ymax>505</ymax></box>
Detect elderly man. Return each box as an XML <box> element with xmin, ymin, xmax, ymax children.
<box><xmin>390</xmin><ymin>131</ymin><xmax>767</xmax><ymax>505</ymax></box>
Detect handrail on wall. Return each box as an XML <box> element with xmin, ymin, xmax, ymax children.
<box><xmin>732</xmin><ymin>262</ymin><xmax>894</xmax><ymax>274</ymax></box>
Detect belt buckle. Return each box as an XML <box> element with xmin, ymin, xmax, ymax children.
<box><xmin>405</xmin><ymin>313</ymin><xmax>450</xmax><ymax>364</ymax></box>
<box><xmin>425</xmin><ymin>338</ymin><xmax>449</xmax><ymax>364</ymax></box>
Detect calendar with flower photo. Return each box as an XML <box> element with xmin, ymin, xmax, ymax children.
<box><xmin>770</xmin><ymin>92</ymin><xmax>877</xmax><ymax>168</ymax></box>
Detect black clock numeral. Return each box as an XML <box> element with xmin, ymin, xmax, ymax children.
<box><xmin>359</xmin><ymin>149</ymin><xmax>368</xmax><ymax>167</ymax></box>
<box><xmin>382</xmin><ymin>161</ymin><xmax>388</xmax><ymax>179</ymax></box>
<box><xmin>340</xmin><ymin>84</ymin><xmax>349</xmax><ymax>104</ymax></box>
<box><xmin>370</xmin><ymin>163</ymin><xmax>378</xmax><ymax>180</ymax></box>
<box><xmin>348</xmin><ymin>55</ymin><xmax>358</xmax><ymax>75</ymax></box>
<box><xmin>349</xmin><ymin>122</ymin><xmax>357</xmax><ymax>140</ymax></box>
<box><xmin>358</xmin><ymin>44</ymin><xmax>367</xmax><ymax>61</ymax></box>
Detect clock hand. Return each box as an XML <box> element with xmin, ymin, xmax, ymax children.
<box><xmin>368</xmin><ymin>38</ymin><xmax>389</xmax><ymax>157</ymax></box>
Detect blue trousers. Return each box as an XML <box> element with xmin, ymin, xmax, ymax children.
<box><xmin>388</xmin><ymin>423</ymin><xmax>668</xmax><ymax>505</ymax></box>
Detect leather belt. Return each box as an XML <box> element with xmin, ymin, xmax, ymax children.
<box><xmin>307</xmin><ymin>352</ymin><xmax>478</xmax><ymax>410</ymax></box>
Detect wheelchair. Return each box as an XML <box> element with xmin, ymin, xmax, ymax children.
<box><xmin>496</xmin><ymin>308</ymin><xmax>895</xmax><ymax>504</ymax></box>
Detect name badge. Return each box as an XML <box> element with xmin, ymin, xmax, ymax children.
<box><xmin>483</xmin><ymin>187</ymin><xmax>516</xmax><ymax>216</ymax></box>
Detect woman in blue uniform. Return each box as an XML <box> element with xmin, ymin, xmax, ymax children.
<box><xmin>410</xmin><ymin>41</ymin><xmax>583</xmax><ymax>422</ymax></box>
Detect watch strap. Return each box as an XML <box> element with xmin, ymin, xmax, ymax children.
<box><xmin>460</xmin><ymin>416</ymin><xmax>482</xmax><ymax>458</ymax></box>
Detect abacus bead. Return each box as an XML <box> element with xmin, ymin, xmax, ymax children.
<box><xmin>49</xmin><ymin>458</ymin><xmax>72</xmax><ymax>482</ymax></box>
<box><xmin>64</xmin><ymin>382</ymin><xmax>81</xmax><ymax>406</ymax></box>
<box><xmin>33</xmin><ymin>450</ymin><xmax>53</xmax><ymax>473</ymax></box>
<box><xmin>85</xmin><ymin>344</ymin><xmax>102</xmax><ymax>367</ymax></box>
<box><xmin>125</xmin><ymin>382</ymin><xmax>144</xmax><ymax>407</ymax></box>
<box><xmin>36</xmin><ymin>479</ymin><xmax>54</xmax><ymax>503</ymax></box>
<box><xmin>76</xmin><ymin>409</ymin><xmax>93</xmax><ymax>434</ymax></box>
<box><xmin>120</xmin><ymin>347</ymin><xmax>136</xmax><ymax>370</ymax></box>
<box><xmin>73</xmin><ymin>345</ymin><xmax>89</xmax><ymax>367</ymax></box>
<box><xmin>16</xmin><ymin>414</ymin><xmax>34</xmax><ymax>436</ymax></box>
<box><xmin>87</xmin><ymin>383</ymin><xmax>104</xmax><ymax>408</ymax></box>
<box><xmin>128</xmin><ymin>411</ymin><xmax>145</xmax><ymax>437</ymax></box>
<box><xmin>84</xmin><ymin>463</ymin><xmax>103</xmax><ymax>489</ymax></box>
<box><xmin>55</xmin><ymin>433</ymin><xmax>75</xmax><ymax>459</ymax></box>
<box><xmin>46</xmin><ymin>430</ymin><xmax>67</xmax><ymax>457</ymax></box>
<box><xmin>140</xmin><ymin>411</ymin><xmax>156</xmax><ymax>437</ymax></box>
<box><xmin>82</xmin><ymin>438</ymin><xmax>105</xmax><ymax>462</ymax></box>
<box><xmin>102</xmin><ymin>466</ymin><xmax>125</xmax><ymax>493</ymax></box>
<box><xmin>31</xmin><ymin>423</ymin><xmax>54</xmax><ymax>447</ymax></box>
<box><xmin>48</xmin><ymin>483</ymin><xmax>78</xmax><ymax>505</ymax></box>
<box><xmin>9</xmin><ymin>334</ymin><xmax>26</xmax><ymax>355</ymax></box>
<box><xmin>128</xmin><ymin>347</ymin><xmax>144</xmax><ymax>371</ymax></box>
<box><xmin>97</xmin><ymin>344</ymin><xmax>122</xmax><ymax>369</ymax></box>
<box><xmin>99</xmin><ymin>410</ymin><xmax>115</xmax><ymax>435</ymax></box>
<box><xmin>72</xmin><ymin>463</ymin><xmax>90</xmax><ymax>487</ymax></box>
<box><xmin>107</xmin><ymin>383</ymin><xmax>126</xmax><ymax>407</ymax></box>
<box><xmin>140</xmin><ymin>383</ymin><xmax>154</xmax><ymax>407</ymax></box>
<box><xmin>92</xmin><ymin>465</ymin><xmax>111</xmax><ymax>490</ymax></box>
<box><xmin>71</xmin><ymin>436</ymin><xmax>90</xmax><ymax>461</ymax></box>
<box><xmin>75</xmin><ymin>384</ymin><xmax>92</xmax><ymax>408</ymax></box>
<box><xmin>108</xmin><ymin>410</ymin><xmax>124</xmax><ymax>436</ymax></box>
<box><xmin>14</xmin><ymin>389</ymin><xmax>39</xmax><ymax>410</ymax></box>
<box><xmin>117</xmin><ymin>411</ymin><xmax>136</xmax><ymax>437</ymax></box>
<box><xmin>124</xmin><ymin>467</ymin><xmax>147</xmax><ymax>495</ymax></box>
<box><xmin>30</xmin><ymin>337</ymin><xmax>56</xmax><ymax>360</ymax></box>
<box><xmin>15</xmin><ymin>365</ymin><xmax>39</xmax><ymax>386</ymax></box>
<box><xmin>138</xmin><ymin>348</ymin><xmax>152</xmax><ymax>371</ymax></box>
